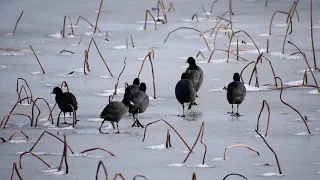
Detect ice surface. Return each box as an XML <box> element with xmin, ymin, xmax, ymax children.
<box><xmin>261</xmin><ymin>172</ymin><xmax>285</xmax><ymax>177</ymax></box>
<box><xmin>305</xmin><ymin>90</ymin><xmax>320</xmax><ymax>95</ymax></box>
<box><xmin>146</xmin><ymin>144</ymin><xmax>166</xmax><ymax>150</ymax></box>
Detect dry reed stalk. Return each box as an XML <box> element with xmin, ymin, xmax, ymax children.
<box><xmin>266</xmin><ymin>39</ymin><xmax>269</xmax><ymax>53</ymax></box>
<box><xmin>32</xmin><ymin>97</ymin><xmax>53</xmax><ymax>127</ymax></box>
<box><xmin>166</xmin><ymin>129</ymin><xmax>172</xmax><ymax>148</ymax></box>
<box><xmin>78</xmin><ymin>38</ymin><xmax>83</xmax><ymax>45</ymax></box>
<box><xmin>56</xmin><ymin>104</ymin><xmax>77</xmax><ymax>128</ymax></box>
<box><xmin>94</xmin><ymin>0</ymin><xmax>104</xmax><ymax>33</ymax></box>
<box><xmin>137</xmin><ymin>52</ymin><xmax>157</xmax><ymax>99</ymax></box>
<box><xmin>0</xmin><ymin>48</ymin><xmax>24</xmax><ymax>52</ymax></box>
<box><xmin>276</xmin><ymin>77</ymin><xmax>311</xmax><ymax>134</ymax></box>
<box><xmin>8</xmin><ymin>130</ymin><xmax>29</xmax><ymax>141</ymax></box>
<box><xmin>111</xmin><ymin>57</ymin><xmax>127</xmax><ymax>99</ymax></box>
<box><xmin>158</xmin><ymin>0</ymin><xmax>167</xmax><ymax>23</ymax></box>
<box><xmin>126</xmin><ymin>35</ymin><xmax>135</xmax><ymax>49</ymax></box>
<box><xmin>205</xmin><ymin>11</ymin><xmax>232</xmax><ymax>36</ymax></box>
<box><xmin>248</xmin><ymin>53</ymin><xmax>264</xmax><ymax>87</ymax></box>
<box><xmin>256</xmin><ymin>100</ymin><xmax>271</xmax><ymax>136</ymax></box>
<box><xmin>265</xmin><ymin>0</ymin><xmax>268</xmax><ymax>7</ymax></box>
<box><xmin>144</xmin><ymin>10</ymin><xmax>158</xmax><ymax>30</ymax></box>
<box><xmin>236</xmin><ymin>38</ymin><xmax>239</xmax><ymax>60</ymax></box>
<box><xmin>191</xmin><ymin>172</ymin><xmax>197</xmax><ymax>180</ymax></box>
<box><xmin>58</xmin><ymin>135</ymin><xmax>68</xmax><ymax>174</ymax></box>
<box><xmin>113</xmin><ymin>173</ymin><xmax>125</xmax><ymax>180</ymax></box>
<box><xmin>84</xmin><ymin>50</ymin><xmax>90</xmax><ymax>75</ymax></box>
<box><xmin>182</xmin><ymin>121</ymin><xmax>206</xmax><ymax>164</ymax></box>
<box><xmin>310</xmin><ymin>0</ymin><xmax>319</xmax><ymax>71</ymax></box>
<box><xmin>1</xmin><ymin>113</ymin><xmax>32</xmax><ymax>129</ymax></box>
<box><xmin>142</xmin><ymin>119</ymin><xmax>192</xmax><ymax>152</ymax></box>
<box><xmin>133</xmin><ymin>175</ymin><xmax>148</xmax><ymax>180</ymax></box>
<box><xmin>269</xmin><ymin>84</ymin><xmax>318</xmax><ymax>90</ymax></box>
<box><xmin>229</xmin><ymin>0</ymin><xmax>234</xmax><ymax>15</ymax></box>
<box><xmin>191</xmin><ymin>14</ymin><xmax>199</xmax><ymax>22</ymax></box>
<box><xmin>223</xmin><ymin>173</ymin><xmax>247</xmax><ymax>180</ymax></box>
<box><xmin>75</xmin><ymin>16</ymin><xmax>101</xmax><ymax>33</ymax></box>
<box><xmin>62</xmin><ymin>16</ymin><xmax>75</xmax><ymax>37</ymax></box>
<box><xmin>10</xmin><ymin>163</ymin><xmax>23</xmax><ymax>180</ymax></box>
<box><xmin>168</xmin><ymin>2</ymin><xmax>175</xmax><ymax>11</ymax></box>
<box><xmin>60</xmin><ymin>50</ymin><xmax>74</xmax><ymax>55</ymax></box>
<box><xmin>87</xmin><ymin>38</ymin><xmax>114</xmax><ymax>77</ymax></box>
<box><xmin>286</xmin><ymin>1</ymin><xmax>300</xmax><ymax>23</ymax></box>
<box><xmin>227</xmin><ymin>30</ymin><xmax>260</xmax><ymax>63</ymax></box>
<box><xmin>202</xmin><ymin>4</ymin><xmax>209</xmax><ymax>19</ymax></box>
<box><xmin>96</xmin><ymin>161</ymin><xmax>108</xmax><ymax>180</ymax></box>
<box><xmin>262</xmin><ymin>55</ymin><xmax>277</xmax><ymax>87</ymax></box>
<box><xmin>12</xmin><ymin>11</ymin><xmax>24</xmax><ymax>35</ymax></box>
<box><xmin>29</xmin><ymin>131</ymin><xmax>75</xmax><ymax>154</ymax></box>
<box><xmin>1</xmin><ymin>137</ymin><xmax>5</xmax><ymax>143</ymax></box>
<box><xmin>302</xmin><ymin>69</ymin><xmax>308</xmax><ymax>85</ymax></box>
<box><xmin>196</xmin><ymin>51</ymin><xmax>205</xmax><ymax>58</ymax></box>
<box><xmin>288</xmin><ymin>41</ymin><xmax>320</xmax><ymax>93</ymax></box>
<box><xmin>207</xmin><ymin>48</ymin><xmax>249</xmax><ymax>63</ymax></box>
<box><xmin>16</xmin><ymin>78</ymin><xmax>33</xmax><ymax>104</ymax></box>
<box><xmin>213</xmin><ymin>25</ymin><xmax>233</xmax><ymax>46</ymax></box>
<box><xmin>282</xmin><ymin>2</ymin><xmax>297</xmax><ymax>54</ymax></box>
<box><xmin>19</xmin><ymin>151</ymin><xmax>51</xmax><ymax>169</ymax></box>
<box><xmin>240</xmin><ymin>61</ymin><xmax>255</xmax><ymax>83</ymax></box>
<box><xmin>79</xmin><ymin>147</ymin><xmax>116</xmax><ymax>157</ymax></box>
<box><xmin>210</xmin><ymin>0</ymin><xmax>218</xmax><ymax>13</ymax></box>
<box><xmin>17</xmin><ymin>85</ymin><xmax>28</xmax><ymax>104</ymax></box>
<box><xmin>164</xmin><ymin>27</ymin><xmax>210</xmax><ymax>51</ymax></box>
<box><xmin>269</xmin><ymin>11</ymin><xmax>290</xmax><ymax>36</ymax></box>
<box><xmin>255</xmin><ymin>130</ymin><xmax>282</xmax><ymax>174</ymax></box>
<box><xmin>223</xmin><ymin>144</ymin><xmax>259</xmax><ymax>160</ymax></box>
<box><xmin>29</xmin><ymin>45</ymin><xmax>45</xmax><ymax>74</ymax></box>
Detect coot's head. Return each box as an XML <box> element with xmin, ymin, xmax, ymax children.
<box><xmin>133</xmin><ymin>78</ymin><xmax>140</xmax><ymax>85</ymax></box>
<box><xmin>181</xmin><ymin>73</ymin><xmax>188</xmax><ymax>80</ymax></box>
<box><xmin>51</xmin><ymin>87</ymin><xmax>63</xmax><ymax>95</ymax></box>
<box><xmin>187</xmin><ymin>57</ymin><xmax>196</xmax><ymax>66</ymax></box>
<box><xmin>122</xmin><ymin>98</ymin><xmax>131</xmax><ymax>106</ymax></box>
<box><xmin>233</xmin><ymin>73</ymin><xmax>240</xmax><ymax>81</ymax></box>
<box><xmin>139</xmin><ymin>83</ymin><xmax>147</xmax><ymax>92</ymax></box>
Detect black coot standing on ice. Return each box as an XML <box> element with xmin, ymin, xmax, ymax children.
<box><xmin>175</xmin><ymin>73</ymin><xmax>196</xmax><ymax>117</ymax></box>
<box><xmin>227</xmin><ymin>73</ymin><xmax>246</xmax><ymax>117</ymax></box>
<box><xmin>185</xmin><ymin>57</ymin><xmax>203</xmax><ymax>99</ymax></box>
<box><xmin>129</xmin><ymin>83</ymin><xmax>149</xmax><ymax>128</ymax></box>
<box><xmin>124</xmin><ymin>78</ymin><xmax>140</xmax><ymax>100</ymax></box>
<box><xmin>99</xmin><ymin>98</ymin><xmax>130</xmax><ymax>134</ymax></box>
<box><xmin>51</xmin><ymin>87</ymin><xmax>78</xmax><ymax>125</ymax></box>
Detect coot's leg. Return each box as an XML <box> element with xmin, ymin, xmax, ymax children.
<box><xmin>228</xmin><ymin>104</ymin><xmax>234</xmax><ymax>115</ymax></box>
<box><xmin>115</xmin><ymin>123</ymin><xmax>120</xmax><ymax>134</ymax></box>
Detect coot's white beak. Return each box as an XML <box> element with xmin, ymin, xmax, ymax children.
<box><xmin>50</xmin><ymin>91</ymin><xmax>54</xmax><ymax>94</ymax></box>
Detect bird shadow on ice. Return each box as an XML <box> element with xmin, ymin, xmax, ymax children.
<box><xmin>183</xmin><ymin>110</ymin><xmax>203</xmax><ymax>121</ymax></box>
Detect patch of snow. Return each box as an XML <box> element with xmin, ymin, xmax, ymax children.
<box><xmin>42</xmin><ymin>168</ymin><xmax>64</xmax><ymax>175</ymax></box>
<box><xmin>100</xmin><ymin>75</ymin><xmax>111</xmax><ymax>79</ymax></box>
<box><xmin>254</xmin><ymin>163</ymin><xmax>270</xmax><ymax>166</ymax></box>
<box><xmin>87</xmin><ymin>118</ymin><xmax>102</xmax><ymax>122</ymax></box>
<box><xmin>48</xmin><ymin>126</ymin><xmax>74</xmax><ymax>130</ymax></box>
<box><xmin>136</xmin><ymin>21</ymin><xmax>162</xmax><ymax>24</ymax></box>
<box><xmin>305</xmin><ymin>90</ymin><xmax>320</xmax><ymax>95</ymax></box>
<box><xmin>208</xmin><ymin>88</ymin><xmax>225</xmax><ymax>92</ymax></box>
<box><xmin>0</xmin><ymin>65</ymin><xmax>6</xmax><ymax>68</ymax></box>
<box><xmin>244</xmin><ymin>84</ymin><xmax>271</xmax><ymax>92</ymax></box>
<box><xmin>259</xmin><ymin>33</ymin><xmax>270</xmax><ymax>37</ymax></box>
<box><xmin>136</xmin><ymin>26</ymin><xmax>144</xmax><ymax>31</ymax></box>
<box><xmin>308</xmin><ymin>26</ymin><xmax>320</xmax><ymax>29</ymax></box>
<box><xmin>283</xmin><ymin>80</ymin><xmax>303</xmax><ymax>86</ymax></box>
<box><xmin>146</xmin><ymin>144</ymin><xmax>166</xmax><ymax>150</ymax></box>
<box><xmin>69</xmin><ymin>153</ymin><xmax>102</xmax><ymax>158</ymax></box>
<box><xmin>295</xmin><ymin>132</ymin><xmax>309</xmax><ymax>136</ymax></box>
<box><xmin>211</xmin><ymin>157</ymin><xmax>224</xmax><ymax>161</ymax></box>
<box><xmin>94</xmin><ymin>88</ymin><xmax>125</xmax><ymax>97</ymax></box>
<box><xmin>274</xmin><ymin>23</ymin><xmax>287</xmax><ymax>27</ymax></box>
<box><xmin>30</xmin><ymin>71</ymin><xmax>42</xmax><ymax>75</ymax></box>
<box><xmin>0</xmin><ymin>49</ymin><xmax>30</xmax><ymax>56</ymax></box>
<box><xmin>187</xmin><ymin>164</ymin><xmax>214</xmax><ymax>168</ymax></box>
<box><xmin>84</xmin><ymin>32</ymin><xmax>104</xmax><ymax>37</ymax></box>
<box><xmin>261</xmin><ymin>172</ymin><xmax>285</xmax><ymax>177</ymax></box>
<box><xmin>8</xmin><ymin>139</ymin><xmax>30</xmax><ymax>144</ymax></box>
<box><xmin>149</xmin><ymin>97</ymin><xmax>165</xmax><ymax>100</ymax></box>
<box><xmin>42</xmin><ymin>121</ymin><xmax>55</xmax><ymax>127</ymax></box>
<box><xmin>239</xmin><ymin>48</ymin><xmax>266</xmax><ymax>55</ymax></box>
<box><xmin>16</xmin><ymin>152</ymin><xmax>62</xmax><ymax>156</ymax></box>
<box><xmin>167</xmin><ymin>163</ymin><xmax>184</xmax><ymax>167</ymax></box>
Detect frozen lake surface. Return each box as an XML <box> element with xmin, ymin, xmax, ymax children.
<box><xmin>0</xmin><ymin>0</ymin><xmax>320</xmax><ymax>179</ymax></box>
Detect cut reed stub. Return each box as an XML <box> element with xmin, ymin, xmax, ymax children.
<box><xmin>223</xmin><ymin>173</ymin><xmax>247</xmax><ymax>180</ymax></box>
<box><xmin>126</xmin><ymin>35</ymin><xmax>135</xmax><ymax>49</ymax></box>
<box><xmin>96</xmin><ymin>161</ymin><xmax>108</xmax><ymax>180</ymax></box>
<box><xmin>192</xmin><ymin>172</ymin><xmax>197</xmax><ymax>180</ymax></box>
<box><xmin>223</xmin><ymin>144</ymin><xmax>260</xmax><ymax>160</ymax></box>
<box><xmin>168</xmin><ymin>2</ymin><xmax>175</xmax><ymax>11</ymax></box>
<box><xmin>166</xmin><ymin>129</ymin><xmax>172</xmax><ymax>148</ymax></box>
<box><xmin>19</xmin><ymin>151</ymin><xmax>51</xmax><ymax>169</ymax></box>
<box><xmin>196</xmin><ymin>51</ymin><xmax>205</xmax><ymax>58</ymax></box>
<box><xmin>144</xmin><ymin>10</ymin><xmax>158</xmax><ymax>30</ymax></box>
<box><xmin>138</xmin><ymin>51</ymin><xmax>157</xmax><ymax>99</ymax></box>
<box><xmin>12</xmin><ymin>11</ymin><xmax>24</xmax><ymax>36</ymax></box>
<box><xmin>256</xmin><ymin>100</ymin><xmax>271</xmax><ymax>136</ymax></box>
<box><xmin>62</xmin><ymin>16</ymin><xmax>75</xmax><ymax>38</ymax></box>
<box><xmin>10</xmin><ymin>162</ymin><xmax>23</xmax><ymax>180</ymax></box>
<box><xmin>191</xmin><ymin>14</ymin><xmax>199</xmax><ymax>22</ymax></box>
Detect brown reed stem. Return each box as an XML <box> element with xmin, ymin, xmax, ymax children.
<box><xmin>229</xmin><ymin>0</ymin><xmax>234</xmax><ymax>15</ymax></box>
<box><xmin>208</xmin><ymin>48</ymin><xmax>249</xmax><ymax>63</ymax></box>
<box><xmin>112</xmin><ymin>57</ymin><xmax>127</xmax><ymax>98</ymax></box>
<box><xmin>223</xmin><ymin>144</ymin><xmax>259</xmax><ymax>160</ymax></box>
<box><xmin>282</xmin><ymin>2</ymin><xmax>297</xmax><ymax>54</ymax></box>
<box><xmin>32</xmin><ymin>97</ymin><xmax>53</xmax><ymax>127</ymax></box>
<box><xmin>240</xmin><ymin>61</ymin><xmax>255</xmax><ymax>83</ymax></box>
<box><xmin>166</xmin><ymin>129</ymin><xmax>172</xmax><ymax>148</ymax></box>
<box><xmin>19</xmin><ymin>151</ymin><xmax>51</xmax><ymax>169</ymax></box>
<box><xmin>266</xmin><ymin>39</ymin><xmax>269</xmax><ymax>53</ymax></box>
<box><xmin>168</xmin><ymin>2</ymin><xmax>175</xmax><ymax>11</ymax></box>
<box><xmin>12</xmin><ymin>11</ymin><xmax>24</xmax><ymax>35</ymax></box>
<box><xmin>262</xmin><ymin>55</ymin><xmax>277</xmax><ymax>87</ymax></box>
<box><xmin>113</xmin><ymin>173</ymin><xmax>125</xmax><ymax>180</ymax></box>
<box><xmin>1</xmin><ymin>113</ymin><xmax>32</xmax><ymax>129</ymax></box>
<box><xmin>58</xmin><ymin>135</ymin><xmax>68</xmax><ymax>174</ymax></box>
<box><xmin>191</xmin><ymin>14</ymin><xmax>199</xmax><ymax>22</ymax></box>
<box><xmin>264</xmin><ymin>0</ymin><xmax>268</xmax><ymax>7</ymax></box>
<box><xmin>276</xmin><ymin>77</ymin><xmax>311</xmax><ymax>134</ymax></box>
<box><xmin>126</xmin><ymin>35</ymin><xmax>135</xmax><ymax>49</ymax></box>
<box><xmin>236</xmin><ymin>38</ymin><xmax>239</xmax><ymax>60</ymax></box>
<box><xmin>202</xmin><ymin>11</ymin><xmax>231</xmax><ymax>36</ymax></box>
<box><xmin>84</xmin><ymin>50</ymin><xmax>89</xmax><ymax>75</ymax></box>
<box><xmin>303</xmin><ymin>69</ymin><xmax>308</xmax><ymax>85</ymax></box>
<box><xmin>18</xmin><ymin>85</ymin><xmax>28</xmax><ymax>104</ymax></box>
<box><xmin>11</xmin><ymin>163</ymin><xmax>23</xmax><ymax>180</ymax></box>
<box><xmin>144</xmin><ymin>10</ymin><xmax>158</xmax><ymax>30</ymax></box>
<box><xmin>8</xmin><ymin>130</ymin><xmax>29</xmax><ymax>141</ymax></box>
<box><xmin>269</xmin><ymin>11</ymin><xmax>289</xmax><ymax>36</ymax></box>
<box><xmin>255</xmin><ymin>130</ymin><xmax>282</xmax><ymax>174</ymax></box>
<box><xmin>158</xmin><ymin>0</ymin><xmax>167</xmax><ymax>23</ymax></box>
<box><xmin>29</xmin><ymin>45</ymin><xmax>45</xmax><ymax>74</ymax></box>
<box><xmin>248</xmin><ymin>53</ymin><xmax>263</xmax><ymax>86</ymax></box>
<box><xmin>202</xmin><ymin>4</ymin><xmax>209</xmax><ymax>19</ymax></box>
<box><xmin>75</xmin><ymin>16</ymin><xmax>101</xmax><ymax>33</ymax></box>
<box><xmin>142</xmin><ymin>119</ymin><xmax>192</xmax><ymax>152</ymax></box>
<box><xmin>213</xmin><ymin>25</ymin><xmax>233</xmax><ymax>46</ymax></box>
<box><xmin>60</xmin><ymin>50</ymin><xmax>74</xmax><ymax>55</ymax></box>
<box><xmin>200</xmin><ymin>122</ymin><xmax>207</xmax><ymax>164</ymax></box>
<box><xmin>133</xmin><ymin>175</ymin><xmax>148</xmax><ymax>180</ymax></box>
<box><xmin>196</xmin><ymin>51</ymin><xmax>205</xmax><ymax>58</ymax></box>
<box><xmin>138</xmin><ymin>52</ymin><xmax>157</xmax><ymax>99</ymax></box>
<box><xmin>223</xmin><ymin>173</ymin><xmax>247</xmax><ymax>180</ymax></box>
<box><xmin>1</xmin><ymin>137</ymin><xmax>6</xmax><ymax>142</ymax></box>
<box><xmin>191</xmin><ymin>172</ymin><xmax>197</xmax><ymax>180</ymax></box>
<box><xmin>62</xmin><ymin>16</ymin><xmax>75</xmax><ymax>37</ymax></box>
<box><xmin>310</xmin><ymin>0</ymin><xmax>319</xmax><ymax>71</ymax></box>
<box><xmin>94</xmin><ymin>0</ymin><xmax>104</xmax><ymax>33</ymax></box>
<box><xmin>80</xmin><ymin>147</ymin><xmax>116</xmax><ymax>157</ymax></box>
<box><xmin>256</xmin><ymin>100</ymin><xmax>271</xmax><ymax>136</ymax></box>
<box><xmin>96</xmin><ymin>161</ymin><xmax>108</xmax><ymax>180</ymax></box>
<box><xmin>210</xmin><ymin>0</ymin><xmax>218</xmax><ymax>13</ymax></box>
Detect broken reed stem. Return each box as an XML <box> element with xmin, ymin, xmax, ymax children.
<box><xmin>112</xmin><ymin>57</ymin><xmax>127</xmax><ymax>99</ymax></box>
<box><xmin>223</xmin><ymin>144</ymin><xmax>260</xmax><ymax>160</ymax></box>
<box><xmin>192</xmin><ymin>172</ymin><xmax>197</xmax><ymax>180</ymax></box>
<box><xmin>87</xmin><ymin>38</ymin><xmax>113</xmax><ymax>77</ymax></box>
<box><xmin>19</xmin><ymin>151</ymin><xmax>51</xmax><ymax>169</ymax></box>
<box><xmin>75</xmin><ymin>16</ymin><xmax>101</xmax><ymax>33</ymax></box>
<box><xmin>168</xmin><ymin>2</ymin><xmax>175</xmax><ymax>11</ymax></box>
<box><xmin>56</xmin><ymin>104</ymin><xmax>76</xmax><ymax>128</ymax></box>
<box><xmin>286</xmin><ymin>1</ymin><xmax>300</xmax><ymax>23</ymax></box>
<box><xmin>96</xmin><ymin>161</ymin><xmax>108</xmax><ymax>180</ymax></box>
<box><xmin>196</xmin><ymin>51</ymin><xmax>205</xmax><ymax>58</ymax></box>
<box><xmin>8</xmin><ymin>130</ymin><xmax>29</xmax><ymax>141</ymax></box>
<box><xmin>29</xmin><ymin>45</ymin><xmax>45</xmax><ymax>74</ymax></box>
<box><xmin>137</xmin><ymin>52</ymin><xmax>157</xmax><ymax>99</ymax></box>
<box><xmin>62</xmin><ymin>16</ymin><xmax>75</xmax><ymax>37</ymax></box>
<box><xmin>1</xmin><ymin>137</ymin><xmax>6</xmax><ymax>143</ymax></box>
<box><xmin>303</xmin><ymin>69</ymin><xmax>308</xmax><ymax>85</ymax></box>
<box><xmin>78</xmin><ymin>38</ymin><xmax>83</xmax><ymax>45</ymax></box>
<box><xmin>113</xmin><ymin>173</ymin><xmax>126</xmax><ymax>180</ymax></box>
<box><xmin>182</xmin><ymin>121</ymin><xmax>205</xmax><ymax>164</ymax></box>
<box><xmin>310</xmin><ymin>0</ymin><xmax>318</xmax><ymax>71</ymax></box>
<box><xmin>264</xmin><ymin>0</ymin><xmax>268</xmax><ymax>7</ymax></box>
<box><xmin>201</xmin><ymin>11</ymin><xmax>232</xmax><ymax>36</ymax></box>
<box><xmin>288</xmin><ymin>41</ymin><xmax>320</xmax><ymax>93</ymax></box>
<box><xmin>133</xmin><ymin>175</ymin><xmax>148</xmax><ymax>180</ymax></box>
<box><xmin>11</xmin><ymin>163</ymin><xmax>23</xmax><ymax>180</ymax></box>
<box><xmin>32</xmin><ymin>97</ymin><xmax>54</xmax><ymax>127</ymax></box>
<box><xmin>269</xmin><ymin>11</ymin><xmax>290</xmax><ymax>36</ymax></box>
<box><xmin>262</xmin><ymin>55</ymin><xmax>277</xmax><ymax>87</ymax></box>
<box><xmin>126</xmin><ymin>35</ymin><xmax>135</xmax><ymax>49</ymax></box>
<box><xmin>166</xmin><ymin>129</ymin><xmax>172</xmax><ymax>148</ymax></box>
<box><xmin>84</xmin><ymin>50</ymin><xmax>90</xmax><ymax>75</ymax></box>
<box><xmin>164</xmin><ymin>27</ymin><xmax>210</xmax><ymax>51</ymax></box>
<box><xmin>1</xmin><ymin>113</ymin><xmax>32</xmax><ymax>129</ymax></box>
<box><xmin>142</xmin><ymin>119</ymin><xmax>192</xmax><ymax>152</ymax></box>
<box><xmin>18</xmin><ymin>85</ymin><xmax>28</xmax><ymax>104</ymax></box>
<box><xmin>191</xmin><ymin>14</ymin><xmax>199</xmax><ymax>22</ymax></box>
<box><xmin>200</xmin><ymin>122</ymin><xmax>207</xmax><ymax>165</ymax></box>
<box><xmin>266</xmin><ymin>39</ymin><xmax>269</xmax><ymax>53</ymax></box>
<box><xmin>255</xmin><ymin>130</ymin><xmax>282</xmax><ymax>174</ymax></box>
<box><xmin>29</xmin><ymin>131</ymin><xmax>75</xmax><ymax>154</ymax></box>
<box><xmin>210</xmin><ymin>0</ymin><xmax>218</xmax><ymax>13</ymax></box>
<box><xmin>144</xmin><ymin>10</ymin><xmax>158</xmax><ymax>30</ymax></box>
<box><xmin>276</xmin><ymin>77</ymin><xmax>311</xmax><ymax>134</ymax></box>
<box><xmin>158</xmin><ymin>0</ymin><xmax>167</xmax><ymax>23</ymax></box>
<box><xmin>282</xmin><ymin>2</ymin><xmax>297</xmax><ymax>54</ymax></box>
<box><xmin>256</xmin><ymin>100</ymin><xmax>271</xmax><ymax>136</ymax></box>
<box><xmin>202</xmin><ymin>4</ymin><xmax>209</xmax><ymax>19</ymax></box>
<box><xmin>222</xmin><ymin>173</ymin><xmax>248</xmax><ymax>180</ymax></box>
<box><xmin>60</xmin><ymin>50</ymin><xmax>74</xmax><ymax>55</ymax></box>
<box><xmin>229</xmin><ymin>0</ymin><xmax>233</xmax><ymax>15</ymax></box>
<box><xmin>208</xmin><ymin>48</ymin><xmax>249</xmax><ymax>63</ymax></box>
<box><xmin>213</xmin><ymin>25</ymin><xmax>233</xmax><ymax>46</ymax></box>
<box><xmin>248</xmin><ymin>53</ymin><xmax>263</xmax><ymax>87</ymax></box>
<box><xmin>94</xmin><ymin>0</ymin><xmax>104</xmax><ymax>33</ymax></box>
<box><xmin>80</xmin><ymin>147</ymin><xmax>116</xmax><ymax>157</ymax></box>
<box><xmin>227</xmin><ymin>30</ymin><xmax>260</xmax><ymax>63</ymax></box>
<box><xmin>240</xmin><ymin>61</ymin><xmax>255</xmax><ymax>83</ymax></box>
<box><xmin>58</xmin><ymin>135</ymin><xmax>69</xmax><ymax>174</ymax></box>
<box><xmin>236</xmin><ymin>38</ymin><xmax>239</xmax><ymax>60</ymax></box>
<box><xmin>12</xmin><ymin>11</ymin><xmax>24</xmax><ymax>35</ymax></box>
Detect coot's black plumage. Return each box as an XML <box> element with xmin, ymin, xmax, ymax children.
<box><xmin>129</xmin><ymin>83</ymin><xmax>149</xmax><ymax>128</ymax></box>
<box><xmin>51</xmin><ymin>87</ymin><xmax>78</xmax><ymax>124</ymax></box>
<box><xmin>124</xmin><ymin>78</ymin><xmax>140</xmax><ymax>100</ymax></box>
<box><xmin>175</xmin><ymin>73</ymin><xmax>196</xmax><ymax>117</ymax></box>
<box><xmin>99</xmin><ymin>98</ymin><xmax>130</xmax><ymax>134</ymax></box>
<box><xmin>186</xmin><ymin>57</ymin><xmax>203</xmax><ymax>97</ymax></box>
<box><xmin>227</xmin><ymin>73</ymin><xmax>246</xmax><ymax>116</ymax></box>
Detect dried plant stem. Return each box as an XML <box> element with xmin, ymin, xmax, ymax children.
<box><xmin>202</xmin><ymin>4</ymin><xmax>209</xmax><ymax>19</ymax></box>
<box><xmin>166</xmin><ymin>129</ymin><xmax>172</xmax><ymax>148</ymax></box>
<box><xmin>19</xmin><ymin>151</ymin><xmax>51</xmax><ymax>169</ymax></box>
<box><xmin>17</xmin><ymin>85</ymin><xmax>28</xmax><ymax>104</ymax></box>
<box><xmin>94</xmin><ymin>0</ymin><xmax>104</xmax><ymax>33</ymax></box>
<box><xmin>191</xmin><ymin>14</ymin><xmax>199</xmax><ymax>22</ymax></box>
<box><xmin>282</xmin><ymin>2</ymin><xmax>297</xmax><ymax>54</ymax></box>
<box><xmin>192</xmin><ymin>172</ymin><xmax>197</xmax><ymax>180</ymax></box>
<box><xmin>229</xmin><ymin>0</ymin><xmax>233</xmax><ymax>15</ymax></box>
<box><xmin>1</xmin><ymin>137</ymin><xmax>6</xmax><ymax>143</ymax></box>
<box><xmin>223</xmin><ymin>173</ymin><xmax>247</xmax><ymax>180</ymax></box>
<box><xmin>113</xmin><ymin>173</ymin><xmax>125</xmax><ymax>180</ymax></box>
<box><xmin>62</xmin><ymin>16</ymin><xmax>75</xmax><ymax>37</ymax></box>
<box><xmin>80</xmin><ymin>147</ymin><xmax>116</xmax><ymax>157</ymax></box>
<box><xmin>168</xmin><ymin>2</ymin><xmax>175</xmax><ymax>11</ymax></box>
<box><xmin>210</xmin><ymin>0</ymin><xmax>218</xmax><ymax>13</ymax></box>
<box><xmin>240</xmin><ymin>61</ymin><xmax>255</xmax><ymax>83</ymax></box>
<box><xmin>248</xmin><ymin>53</ymin><xmax>263</xmax><ymax>87</ymax></box>
<box><xmin>202</xmin><ymin>11</ymin><xmax>232</xmax><ymax>36</ymax></box>
<box><xmin>255</xmin><ymin>130</ymin><xmax>282</xmax><ymax>174</ymax></box>
<box><xmin>58</xmin><ymin>135</ymin><xmax>68</xmax><ymax>174</ymax></box>
<box><xmin>113</xmin><ymin>57</ymin><xmax>127</xmax><ymax>97</ymax></box>
<box><xmin>208</xmin><ymin>48</ymin><xmax>249</xmax><ymax>63</ymax></box>
<box><xmin>144</xmin><ymin>10</ymin><xmax>158</xmax><ymax>30</ymax></box>
<box><xmin>266</xmin><ymin>39</ymin><xmax>269</xmax><ymax>53</ymax></box>
<box><xmin>29</xmin><ymin>131</ymin><xmax>74</xmax><ymax>154</ymax></box>
<box><xmin>8</xmin><ymin>130</ymin><xmax>29</xmax><ymax>141</ymax></box>
<box><xmin>96</xmin><ymin>161</ymin><xmax>108</xmax><ymax>180</ymax></box>
<box><xmin>32</xmin><ymin>97</ymin><xmax>53</xmax><ymax>127</ymax></box>
<box><xmin>126</xmin><ymin>35</ymin><xmax>135</xmax><ymax>49</ymax></box>
<box><xmin>256</xmin><ymin>100</ymin><xmax>271</xmax><ymax>136</ymax></box>
<box><xmin>60</xmin><ymin>50</ymin><xmax>74</xmax><ymax>55</ymax></box>
<box><xmin>158</xmin><ymin>0</ymin><xmax>167</xmax><ymax>23</ymax></box>
<box><xmin>262</xmin><ymin>55</ymin><xmax>277</xmax><ymax>87</ymax></box>
<box><xmin>276</xmin><ymin>77</ymin><xmax>311</xmax><ymax>134</ymax></box>
<box><xmin>269</xmin><ymin>11</ymin><xmax>290</xmax><ymax>36</ymax></box>
<box><xmin>142</xmin><ymin>119</ymin><xmax>192</xmax><ymax>152</ymax></box>
<box><xmin>196</xmin><ymin>51</ymin><xmax>205</xmax><ymax>58</ymax></box>
<box><xmin>1</xmin><ymin>113</ymin><xmax>32</xmax><ymax>129</ymax></box>
<box><xmin>213</xmin><ymin>25</ymin><xmax>233</xmax><ymax>46</ymax></box>
<box><xmin>310</xmin><ymin>0</ymin><xmax>319</xmax><ymax>71</ymax></box>
<box><xmin>223</xmin><ymin>144</ymin><xmax>259</xmax><ymax>160</ymax></box>
<box><xmin>29</xmin><ymin>45</ymin><xmax>45</xmax><ymax>74</ymax></box>
<box><xmin>303</xmin><ymin>69</ymin><xmax>308</xmax><ymax>85</ymax></box>
<box><xmin>133</xmin><ymin>175</ymin><xmax>148</xmax><ymax>180</ymax></box>
<box><xmin>84</xmin><ymin>50</ymin><xmax>90</xmax><ymax>75</ymax></box>
<box><xmin>75</xmin><ymin>16</ymin><xmax>101</xmax><ymax>32</ymax></box>
<box><xmin>12</xmin><ymin>11</ymin><xmax>24</xmax><ymax>35</ymax></box>
<box><xmin>11</xmin><ymin>162</ymin><xmax>23</xmax><ymax>180</ymax></box>
<box><xmin>138</xmin><ymin>52</ymin><xmax>157</xmax><ymax>99</ymax></box>
<box><xmin>265</xmin><ymin>0</ymin><xmax>268</xmax><ymax>7</ymax></box>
